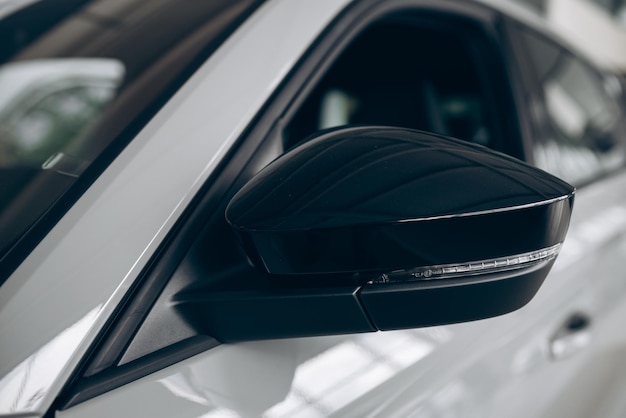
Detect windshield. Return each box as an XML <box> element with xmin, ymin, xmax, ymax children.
<box><xmin>0</xmin><ymin>0</ymin><xmax>263</xmax><ymax>284</ymax></box>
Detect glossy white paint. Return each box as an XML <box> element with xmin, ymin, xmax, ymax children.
<box><xmin>56</xmin><ymin>171</ymin><xmax>626</xmax><ymax>418</ymax></box>
<box><xmin>0</xmin><ymin>0</ymin><xmax>350</xmax><ymax>416</ymax></box>
<box><xmin>0</xmin><ymin>0</ymin><xmax>40</xmax><ymax>19</ymax></box>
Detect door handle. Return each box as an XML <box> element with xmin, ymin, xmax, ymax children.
<box><xmin>549</xmin><ymin>312</ymin><xmax>592</xmax><ymax>361</ymax></box>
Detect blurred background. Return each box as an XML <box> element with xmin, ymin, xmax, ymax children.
<box><xmin>514</xmin><ymin>0</ymin><xmax>626</xmax><ymax>75</ymax></box>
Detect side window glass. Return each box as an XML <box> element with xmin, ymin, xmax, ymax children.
<box><xmin>516</xmin><ymin>28</ymin><xmax>626</xmax><ymax>185</ymax></box>
<box><xmin>284</xmin><ymin>21</ymin><xmax>496</xmax><ymax>151</ymax></box>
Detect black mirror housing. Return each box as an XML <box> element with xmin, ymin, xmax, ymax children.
<box><xmin>177</xmin><ymin>126</ymin><xmax>574</xmax><ymax>341</ymax></box>
<box><xmin>227</xmin><ymin>126</ymin><xmax>573</xmax><ymax>278</ymax></box>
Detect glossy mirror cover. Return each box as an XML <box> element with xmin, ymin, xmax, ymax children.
<box><xmin>226</xmin><ymin>126</ymin><xmax>575</xmax><ymax>275</ymax></box>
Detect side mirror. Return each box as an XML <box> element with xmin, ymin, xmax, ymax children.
<box><xmin>176</xmin><ymin>126</ymin><xmax>574</xmax><ymax>342</ymax></box>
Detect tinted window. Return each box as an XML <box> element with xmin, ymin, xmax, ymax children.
<box><xmin>513</xmin><ymin>27</ymin><xmax>626</xmax><ymax>185</ymax></box>
<box><xmin>285</xmin><ymin>18</ymin><xmax>509</xmax><ymax>154</ymax></box>
<box><xmin>0</xmin><ymin>0</ymin><xmax>262</xmax><ymax>283</ymax></box>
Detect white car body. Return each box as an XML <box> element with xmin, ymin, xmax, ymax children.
<box><xmin>2</xmin><ymin>1</ymin><xmax>626</xmax><ymax>417</ymax></box>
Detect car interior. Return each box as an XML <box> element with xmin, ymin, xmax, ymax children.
<box><xmin>285</xmin><ymin>18</ymin><xmax>495</xmax><ymax>151</ymax></box>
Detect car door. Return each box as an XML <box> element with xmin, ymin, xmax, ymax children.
<box><xmin>504</xmin><ymin>19</ymin><xmax>626</xmax><ymax>417</ymax></box>
<box><xmin>48</xmin><ymin>1</ymin><xmax>600</xmax><ymax>418</ymax></box>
